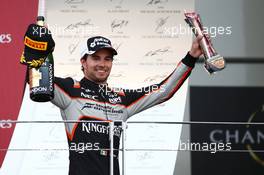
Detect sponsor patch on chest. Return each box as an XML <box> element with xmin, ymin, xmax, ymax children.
<box><xmin>80</xmin><ymin>92</ymin><xmax>98</xmax><ymax>100</ymax></box>
<box><xmin>108</xmin><ymin>96</ymin><xmax>122</xmax><ymax>104</ymax></box>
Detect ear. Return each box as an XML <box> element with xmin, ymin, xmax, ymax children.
<box><xmin>80</xmin><ymin>58</ymin><xmax>86</xmax><ymax>68</ymax></box>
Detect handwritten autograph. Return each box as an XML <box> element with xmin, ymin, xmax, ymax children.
<box><xmin>111</xmin><ymin>19</ymin><xmax>128</xmax><ymax>32</ymax></box>
<box><xmin>42</xmin><ymin>152</ymin><xmax>60</xmax><ymax>162</ymax></box>
<box><xmin>110</xmin><ymin>72</ymin><xmax>124</xmax><ymax>78</ymax></box>
<box><xmin>65</xmin><ymin>0</ymin><xmax>84</xmax><ymax>4</ymax></box>
<box><xmin>143</xmin><ymin>74</ymin><xmax>168</xmax><ymax>83</ymax></box>
<box><xmin>155</xmin><ymin>16</ymin><xmax>169</xmax><ymax>33</ymax></box>
<box><xmin>147</xmin><ymin>0</ymin><xmax>168</xmax><ymax>5</ymax></box>
<box><xmin>65</xmin><ymin>19</ymin><xmax>93</xmax><ymax>31</ymax></box>
<box><xmin>68</xmin><ymin>41</ymin><xmax>80</xmax><ymax>55</ymax></box>
<box><xmin>137</xmin><ymin>152</ymin><xmax>153</xmax><ymax>161</ymax></box>
<box><xmin>110</xmin><ymin>0</ymin><xmax>124</xmax><ymax>5</ymax></box>
<box><xmin>145</xmin><ymin>46</ymin><xmax>172</xmax><ymax>57</ymax></box>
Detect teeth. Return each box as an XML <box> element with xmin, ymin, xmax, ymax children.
<box><xmin>97</xmin><ymin>70</ymin><xmax>106</xmax><ymax>73</ymax></box>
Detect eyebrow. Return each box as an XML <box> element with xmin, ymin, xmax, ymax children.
<box><xmin>91</xmin><ymin>54</ymin><xmax>113</xmax><ymax>59</ymax></box>
<box><xmin>91</xmin><ymin>54</ymin><xmax>100</xmax><ymax>58</ymax></box>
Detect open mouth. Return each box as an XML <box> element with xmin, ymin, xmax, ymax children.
<box><xmin>97</xmin><ymin>70</ymin><xmax>106</xmax><ymax>73</ymax></box>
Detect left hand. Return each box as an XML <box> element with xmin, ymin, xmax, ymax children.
<box><xmin>189</xmin><ymin>35</ymin><xmax>204</xmax><ymax>58</ymax></box>
<box><xmin>20</xmin><ymin>24</ymin><xmax>55</xmax><ymax>68</ymax></box>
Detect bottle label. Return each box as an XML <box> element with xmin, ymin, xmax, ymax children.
<box><xmin>48</xmin><ymin>63</ymin><xmax>54</xmax><ymax>92</ymax></box>
<box><xmin>29</xmin><ymin>62</ymin><xmax>54</xmax><ymax>95</ymax></box>
<box><xmin>29</xmin><ymin>68</ymin><xmax>42</xmax><ymax>87</ymax></box>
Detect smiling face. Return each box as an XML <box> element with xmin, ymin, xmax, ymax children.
<box><xmin>81</xmin><ymin>48</ymin><xmax>113</xmax><ymax>84</ymax></box>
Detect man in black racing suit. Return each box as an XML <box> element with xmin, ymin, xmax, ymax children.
<box><xmin>21</xmin><ymin>26</ymin><xmax>203</xmax><ymax>175</ymax></box>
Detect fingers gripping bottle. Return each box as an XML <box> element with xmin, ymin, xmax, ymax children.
<box><xmin>29</xmin><ymin>16</ymin><xmax>54</xmax><ymax>102</ymax></box>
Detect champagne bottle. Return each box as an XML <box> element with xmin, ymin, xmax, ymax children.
<box><xmin>29</xmin><ymin>16</ymin><xmax>54</xmax><ymax>102</ymax></box>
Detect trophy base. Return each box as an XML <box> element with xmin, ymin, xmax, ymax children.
<box><xmin>204</xmin><ymin>55</ymin><xmax>226</xmax><ymax>74</ymax></box>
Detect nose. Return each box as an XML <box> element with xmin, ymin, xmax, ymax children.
<box><xmin>97</xmin><ymin>59</ymin><xmax>106</xmax><ymax>67</ymax></box>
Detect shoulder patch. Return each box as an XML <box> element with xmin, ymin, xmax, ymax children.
<box><xmin>73</xmin><ymin>79</ymin><xmax>81</xmax><ymax>88</ymax></box>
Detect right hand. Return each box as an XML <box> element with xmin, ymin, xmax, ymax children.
<box><xmin>189</xmin><ymin>35</ymin><xmax>204</xmax><ymax>58</ymax></box>
<box><xmin>20</xmin><ymin>24</ymin><xmax>55</xmax><ymax>68</ymax></box>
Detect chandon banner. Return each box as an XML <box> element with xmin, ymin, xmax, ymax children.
<box><xmin>0</xmin><ymin>0</ymin><xmax>38</xmax><ymax>169</ymax></box>
<box><xmin>190</xmin><ymin>87</ymin><xmax>264</xmax><ymax>175</ymax></box>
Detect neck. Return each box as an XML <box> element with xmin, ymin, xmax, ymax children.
<box><xmin>84</xmin><ymin>76</ymin><xmax>107</xmax><ymax>85</ymax></box>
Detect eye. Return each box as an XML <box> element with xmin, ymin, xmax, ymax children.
<box><xmin>105</xmin><ymin>57</ymin><xmax>113</xmax><ymax>62</ymax></box>
<box><xmin>91</xmin><ymin>55</ymin><xmax>100</xmax><ymax>61</ymax></box>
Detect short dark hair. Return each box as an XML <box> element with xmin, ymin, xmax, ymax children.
<box><xmin>81</xmin><ymin>54</ymin><xmax>88</xmax><ymax>72</ymax></box>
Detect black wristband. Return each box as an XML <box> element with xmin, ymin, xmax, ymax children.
<box><xmin>181</xmin><ymin>52</ymin><xmax>198</xmax><ymax>68</ymax></box>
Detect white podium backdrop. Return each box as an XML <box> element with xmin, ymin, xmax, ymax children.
<box><xmin>1</xmin><ymin>0</ymin><xmax>194</xmax><ymax>174</ymax></box>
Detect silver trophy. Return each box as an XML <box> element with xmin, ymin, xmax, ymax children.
<box><xmin>184</xmin><ymin>12</ymin><xmax>225</xmax><ymax>74</ymax></box>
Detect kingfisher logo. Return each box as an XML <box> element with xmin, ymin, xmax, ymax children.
<box><xmin>0</xmin><ymin>34</ymin><xmax>12</xmax><ymax>44</ymax></box>
<box><xmin>24</xmin><ymin>36</ymin><xmax>47</xmax><ymax>50</ymax></box>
